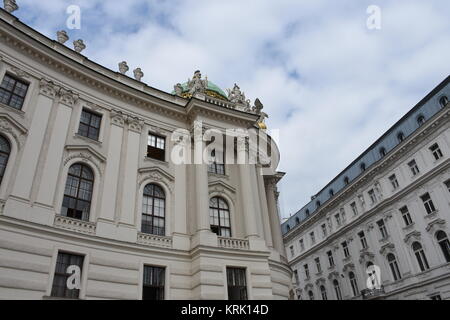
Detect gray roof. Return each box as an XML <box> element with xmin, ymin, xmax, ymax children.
<box><xmin>282</xmin><ymin>75</ymin><xmax>450</xmax><ymax>235</ymax></box>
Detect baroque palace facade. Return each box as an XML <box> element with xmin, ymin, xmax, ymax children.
<box><xmin>283</xmin><ymin>76</ymin><xmax>450</xmax><ymax>300</ymax></box>
<box><xmin>0</xmin><ymin>5</ymin><xmax>290</xmax><ymax>300</ymax></box>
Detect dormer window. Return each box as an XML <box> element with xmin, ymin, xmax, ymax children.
<box><xmin>417</xmin><ymin>115</ymin><xmax>425</xmax><ymax>127</ymax></box>
<box><xmin>397</xmin><ymin>132</ymin><xmax>405</xmax><ymax>142</ymax></box>
<box><xmin>360</xmin><ymin>163</ymin><xmax>366</xmax><ymax>172</ymax></box>
<box><xmin>329</xmin><ymin>189</ymin><xmax>334</xmax><ymax>197</ymax></box>
<box><xmin>344</xmin><ymin>176</ymin><xmax>349</xmax><ymax>185</ymax></box>
<box><xmin>316</xmin><ymin>200</ymin><xmax>321</xmax><ymax>209</ymax></box>
<box><xmin>379</xmin><ymin>147</ymin><xmax>386</xmax><ymax>158</ymax></box>
<box><xmin>439</xmin><ymin>96</ymin><xmax>448</xmax><ymax>108</ymax></box>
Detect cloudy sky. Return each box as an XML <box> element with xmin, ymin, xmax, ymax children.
<box><xmin>13</xmin><ymin>0</ymin><xmax>450</xmax><ymax>219</ymax></box>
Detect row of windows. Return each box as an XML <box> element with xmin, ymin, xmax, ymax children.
<box><xmin>60</xmin><ymin>163</ymin><xmax>234</xmax><ymax>238</ymax></box>
<box><xmin>289</xmin><ymin>142</ymin><xmax>446</xmax><ymax>250</ymax></box>
<box><xmin>51</xmin><ymin>251</ymin><xmax>248</xmax><ymax>300</ymax></box>
<box><xmin>292</xmin><ymin>186</ymin><xmax>448</xmax><ymax>259</ymax></box>
<box><xmin>296</xmin><ymin>230</ymin><xmax>450</xmax><ymax>297</ymax></box>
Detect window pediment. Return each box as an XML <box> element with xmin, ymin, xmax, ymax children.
<box><xmin>425</xmin><ymin>218</ymin><xmax>446</xmax><ymax>234</ymax></box>
<box><xmin>404</xmin><ymin>230</ymin><xmax>421</xmax><ymax>246</ymax></box>
<box><xmin>63</xmin><ymin>145</ymin><xmax>106</xmax><ymax>175</ymax></box>
<box><xmin>0</xmin><ymin>112</ymin><xmax>28</xmax><ymax>146</ymax></box>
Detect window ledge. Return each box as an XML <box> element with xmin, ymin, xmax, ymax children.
<box><xmin>137</xmin><ymin>232</ymin><xmax>172</xmax><ymax>248</ymax></box>
<box><xmin>208</xmin><ymin>172</ymin><xmax>229</xmax><ymax>179</ymax></box>
<box><xmin>0</xmin><ymin>101</ymin><xmax>25</xmax><ymax>116</ymax></box>
<box><xmin>144</xmin><ymin>156</ymin><xmax>169</xmax><ymax>167</ymax></box>
<box><xmin>74</xmin><ymin>133</ymin><xmax>102</xmax><ymax>145</ymax></box>
<box><xmin>424</xmin><ymin>210</ymin><xmax>439</xmax><ymax>219</ymax></box>
<box><xmin>379</xmin><ymin>236</ymin><xmax>390</xmax><ymax>244</ymax></box>
<box><xmin>402</xmin><ymin>222</ymin><xmax>415</xmax><ymax>232</ymax></box>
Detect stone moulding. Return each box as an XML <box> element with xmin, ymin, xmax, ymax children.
<box><xmin>137</xmin><ymin>232</ymin><xmax>172</xmax><ymax>249</ymax></box>
<box><xmin>53</xmin><ymin>215</ymin><xmax>96</xmax><ymax>235</ymax></box>
<box><xmin>217</xmin><ymin>237</ymin><xmax>249</xmax><ymax>250</ymax></box>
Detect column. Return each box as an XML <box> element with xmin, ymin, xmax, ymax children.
<box><xmin>266</xmin><ymin>178</ymin><xmax>285</xmax><ymax>256</ymax></box>
<box><xmin>256</xmin><ymin>165</ymin><xmax>274</xmax><ymax>248</ymax></box>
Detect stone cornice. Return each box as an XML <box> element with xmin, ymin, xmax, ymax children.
<box><xmin>284</xmin><ymin>105</ymin><xmax>450</xmax><ymax>242</ymax></box>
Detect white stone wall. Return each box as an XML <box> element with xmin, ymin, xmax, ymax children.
<box><xmin>284</xmin><ymin>108</ymin><xmax>450</xmax><ymax>300</ymax></box>
<box><xmin>0</xmin><ymin>11</ymin><xmax>290</xmax><ymax>300</ymax></box>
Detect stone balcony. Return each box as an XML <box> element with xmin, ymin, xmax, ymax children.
<box><xmin>137</xmin><ymin>232</ymin><xmax>173</xmax><ymax>249</ymax></box>
<box><xmin>54</xmin><ymin>215</ymin><xmax>96</xmax><ymax>235</ymax></box>
<box><xmin>218</xmin><ymin>237</ymin><xmax>250</xmax><ymax>250</ymax></box>
<box><xmin>361</xmin><ymin>286</ymin><xmax>385</xmax><ymax>300</ymax></box>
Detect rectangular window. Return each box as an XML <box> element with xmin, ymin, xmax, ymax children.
<box><xmin>430</xmin><ymin>294</ymin><xmax>442</xmax><ymax>300</ymax></box>
<box><xmin>299</xmin><ymin>239</ymin><xmax>305</xmax><ymax>251</ymax></box>
<box><xmin>321</xmin><ymin>224</ymin><xmax>327</xmax><ymax>238</ymax></box>
<box><xmin>408</xmin><ymin>159</ymin><xmax>420</xmax><ymax>176</ymax></box>
<box><xmin>227</xmin><ymin>268</ymin><xmax>248</xmax><ymax>300</ymax></box>
<box><xmin>147</xmin><ymin>133</ymin><xmax>166</xmax><ymax>161</ymax></box>
<box><xmin>310</xmin><ymin>232</ymin><xmax>315</xmax><ymax>244</ymax></box>
<box><xmin>143</xmin><ymin>266</ymin><xmax>165</xmax><ymax>300</ymax></box>
<box><xmin>208</xmin><ymin>149</ymin><xmax>225</xmax><ymax>175</ymax></box>
<box><xmin>342</xmin><ymin>241</ymin><xmax>350</xmax><ymax>258</ymax></box>
<box><xmin>293</xmin><ymin>270</ymin><xmax>299</xmax><ymax>284</ymax></box>
<box><xmin>327</xmin><ymin>250</ymin><xmax>335</xmax><ymax>267</ymax></box>
<box><xmin>326</xmin><ymin>217</ymin><xmax>332</xmax><ymax>231</ymax></box>
<box><xmin>429</xmin><ymin>143</ymin><xmax>443</xmax><ymax>161</ymax></box>
<box><xmin>51</xmin><ymin>252</ymin><xmax>84</xmax><ymax>299</ymax></box>
<box><xmin>421</xmin><ymin>193</ymin><xmax>436</xmax><ymax>214</ymax></box>
<box><xmin>335</xmin><ymin>213</ymin><xmax>341</xmax><ymax>226</ymax></box>
<box><xmin>0</xmin><ymin>74</ymin><xmax>29</xmax><ymax>110</ymax></box>
<box><xmin>315</xmin><ymin>257</ymin><xmax>322</xmax><ymax>273</ymax></box>
<box><xmin>389</xmin><ymin>174</ymin><xmax>399</xmax><ymax>190</ymax></box>
<box><xmin>340</xmin><ymin>208</ymin><xmax>346</xmax><ymax>223</ymax></box>
<box><xmin>78</xmin><ymin>109</ymin><xmax>102</xmax><ymax>141</ymax></box>
<box><xmin>358</xmin><ymin>231</ymin><xmax>368</xmax><ymax>249</ymax></box>
<box><xmin>350</xmin><ymin>202</ymin><xmax>358</xmax><ymax>216</ymax></box>
<box><xmin>377</xmin><ymin>219</ymin><xmax>388</xmax><ymax>239</ymax></box>
<box><xmin>400</xmin><ymin>206</ymin><xmax>413</xmax><ymax>226</ymax></box>
<box><xmin>290</xmin><ymin>245</ymin><xmax>294</xmax><ymax>257</ymax></box>
<box><xmin>368</xmin><ymin>189</ymin><xmax>377</xmax><ymax>204</ymax></box>
<box><xmin>445</xmin><ymin>180</ymin><xmax>450</xmax><ymax>193</ymax></box>
<box><xmin>304</xmin><ymin>264</ymin><xmax>310</xmax><ymax>278</ymax></box>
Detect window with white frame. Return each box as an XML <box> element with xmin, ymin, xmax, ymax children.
<box><xmin>304</xmin><ymin>264</ymin><xmax>310</xmax><ymax>278</ymax></box>
<box><xmin>387</xmin><ymin>253</ymin><xmax>402</xmax><ymax>281</ymax></box>
<box><xmin>299</xmin><ymin>238</ymin><xmax>305</xmax><ymax>251</ymax></box>
<box><xmin>399</xmin><ymin>206</ymin><xmax>413</xmax><ymax>227</ymax></box>
<box><xmin>147</xmin><ymin>133</ymin><xmax>166</xmax><ymax>161</ymax></box>
<box><xmin>358</xmin><ymin>231</ymin><xmax>368</xmax><ymax>249</ymax></box>
<box><xmin>333</xmin><ymin>279</ymin><xmax>342</xmax><ymax>300</ymax></box>
<box><xmin>377</xmin><ymin>219</ymin><xmax>388</xmax><ymax>239</ymax></box>
<box><xmin>349</xmin><ymin>272</ymin><xmax>359</xmax><ymax>297</ymax></box>
<box><xmin>78</xmin><ymin>109</ymin><xmax>102</xmax><ymax>141</ymax></box>
<box><xmin>350</xmin><ymin>202</ymin><xmax>358</xmax><ymax>216</ymax></box>
<box><xmin>327</xmin><ymin>250</ymin><xmax>335</xmax><ymax>267</ymax></box>
<box><xmin>321</xmin><ymin>224</ymin><xmax>327</xmax><ymax>238</ymax></box>
<box><xmin>412</xmin><ymin>242</ymin><xmax>430</xmax><ymax>272</ymax></box>
<box><xmin>408</xmin><ymin>159</ymin><xmax>420</xmax><ymax>176</ymax></box>
<box><xmin>389</xmin><ymin>174</ymin><xmax>399</xmax><ymax>190</ymax></box>
<box><xmin>368</xmin><ymin>189</ymin><xmax>377</xmax><ymax>204</ymax></box>
<box><xmin>51</xmin><ymin>252</ymin><xmax>84</xmax><ymax>299</ymax></box>
<box><xmin>315</xmin><ymin>257</ymin><xmax>322</xmax><ymax>273</ymax></box>
<box><xmin>436</xmin><ymin>231</ymin><xmax>450</xmax><ymax>263</ymax></box>
<box><xmin>310</xmin><ymin>231</ymin><xmax>315</xmax><ymax>244</ymax></box>
<box><xmin>0</xmin><ymin>74</ymin><xmax>29</xmax><ymax>110</ymax></box>
<box><xmin>429</xmin><ymin>143</ymin><xmax>443</xmax><ymax>161</ymax></box>
<box><xmin>342</xmin><ymin>241</ymin><xmax>350</xmax><ymax>258</ymax></box>
<box><xmin>420</xmin><ymin>193</ymin><xmax>436</xmax><ymax>215</ymax></box>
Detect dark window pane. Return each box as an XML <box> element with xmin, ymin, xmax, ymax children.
<box><xmin>51</xmin><ymin>252</ymin><xmax>84</xmax><ymax>299</ymax></box>
<box><xmin>143</xmin><ymin>266</ymin><xmax>165</xmax><ymax>300</ymax></box>
<box><xmin>0</xmin><ymin>74</ymin><xmax>28</xmax><ymax>109</ymax></box>
<box><xmin>227</xmin><ymin>268</ymin><xmax>247</xmax><ymax>300</ymax></box>
<box><xmin>78</xmin><ymin>109</ymin><xmax>102</xmax><ymax>141</ymax></box>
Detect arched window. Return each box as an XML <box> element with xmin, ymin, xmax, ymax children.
<box><xmin>360</xmin><ymin>163</ymin><xmax>366</xmax><ymax>172</ymax></box>
<box><xmin>308</xmin><ymin>290</ymin><xmax>314</xmax><ymax>300</ymax></box>
<box><xmin>320</xmin><ymin>285</ymin><xmax>327</xmax><ymax>300</ymax></box>
<box><xmin>417</xmin><ymin>115</ymin><xmax>425</xmax><ymax>127</ymax></box>
<box><xmin>436</xmin><ymin>231</ymin><xmax>450</xmax><ymax>263</ymax></box>
<box><xmin>141</xmin><ymin>184</ymin><xmax>166</xmax><ymax>236</ymax></box>
<box><xmin>333</xmin><ymin>279</ymin><xmax>342</xmax><ymax>300</ymax></box>
<box><xmin>379</xmin><ymin>147</ymin><xmax>386</xmax><ymax>158</ymax></box>
<box><xmin>295</xmin><ymin>217</ymin><xmax>300</xmax><ymax>225</ymax></box>
<box><xmin>387</xmin><ymin>253</ymin><xmax>402</xmax><ymax>281</ymax></box>
<box><xmin>61</xmin><ymin>163</ymin><xmax>94</xmax><ymax>221</ymax></box>
<box><xmin>344</xmin><ymin>176</ymin><xmax>349</xmax><ymax>185</ymax></box>
<box><xmin>412</xmin><ymin>242</ymin><xmax>430</xmax><ymax>272</ymax></box>
<box><xmin>349</xmin><ymin>272</ymin><xmax>359</xmax><ymax>297</ymax></box>
<box><xmin>439</xmin><ymin>96</ymin><xmax>448</xmax><ymax>108</ymax></box>
<box><xmin>397</xmin><ymin>132</ymin><xmax>405</xmax><ymax>142</ymax></box>
<box><xmin>0</xmin><ymin>135</ymin><xmax>11</xmax><ymax>185</ymax></box>
<box><xmin>209</xmin><ymin>197</ymin><xmax>231</xmax><ymax>237</ymax></box>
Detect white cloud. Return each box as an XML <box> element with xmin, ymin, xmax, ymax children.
<box><xmin>12</xmin><ymin>0</ymin><xmax>450</xmax><ymax>219</ymax></box>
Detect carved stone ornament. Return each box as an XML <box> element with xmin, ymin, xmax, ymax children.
<box><xmin>133</xmin><ymin>68</ymin><xmax>144</xmax><ymax>81</ymax></box>
<box><xmin>174</xmin><ymin>83</ymin><xmax>183</xmax><ymax>97</ymax></box>
<box><xmin>187</xmin><ymin>70</ymin><xmax>208</xmax><ymax>95</ymax></box>
<box><xmin>3</xmin><ymin>0</ymin><xmax>18</xmax><ymax>13</ymax></box>
<box><xmin>58</xmin><ymin>87</ymin><xmax>79</xmax><ymax>106</ymax></box>
<box><xmin>39</xmin><ymin>78</ymin><xmax>60</xmax><ymax>98</ymax></box>
<box><xmin>63</xmin><ymin>152</ymin><xmax>103</xmax><ymax>175</ymax></box>
<box><xmin>227</xmin><ymin>83</ymin><xmax>251</xmax><ymax>111</ymax></box>
<box><xmin>118</xmin><ymin>61</ymin><xmax>129</xmax><ymax>75</ymax></box>
<box><xmin>73</xmin><ymin>39</ymin><xmax>86</xmax><ymax>53</ymax></box>
<box><xmin>0</xmin><ymin>115</ymin><xmax>27</xmax><ymax>147</ymax></box>
<box><xmin>128</xmin><ymin>117</ymin><xmax>144</xmax><ymax>133</ymax></box>
<box><xmin>110</xmin><ymin>110</ymin><xmax>126</xmax><ymax>127</ymax></box>
<box><xmin>57</xmin><ymin>30</ymin><xmax>69</xmax><ymax>44</ymax></box>
<box><xmin>11</xmin><ymin>66</ymin><xmax>29</xmax><ymax>79</ymax></box>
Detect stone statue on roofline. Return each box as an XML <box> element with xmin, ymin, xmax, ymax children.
<box><xmin>253</xmin><ymin>98</ymin><xmax>269</xmax><ymax>129</ymax></box>
<box><xmin>227</xmin><ymin>83</ymin><xmax>251</xmax><ymax>111</ymax></box>
<box><xmin>187</xmin><ymin>70</ymin><xmax>208</xmax><ymax>95</ymax></box>
<box><xmin>174</xmin><ymin>83</ymin><xmax>183</xmax><ymax>97</ymax></box>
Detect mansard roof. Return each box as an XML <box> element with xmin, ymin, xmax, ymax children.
<box><xmin>282</xmin><ymin>75</ymin><xmax>450</xmax><ymax>235</ymax></box>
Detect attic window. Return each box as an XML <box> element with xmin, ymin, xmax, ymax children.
<box><xmin>360</xmin><ymin>163</ymin><xmax>366</xmax><ymax>172</ymax></box>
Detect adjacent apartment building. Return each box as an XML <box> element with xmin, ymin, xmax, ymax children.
<box><xmin>282</xmin><ymin>76</ymin><xmax>450</xmax><ymax>300</ymax></box>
